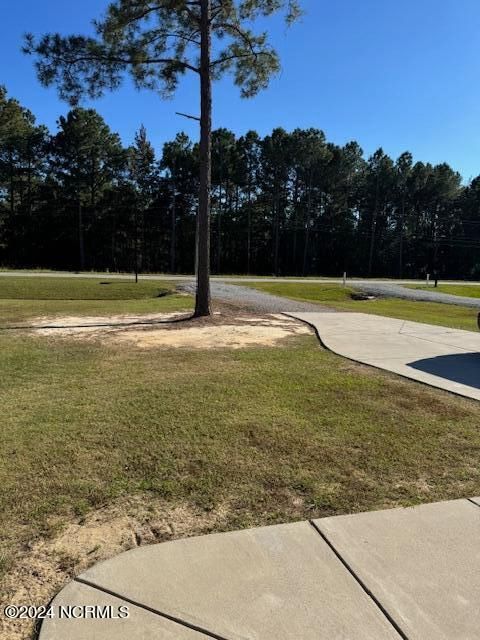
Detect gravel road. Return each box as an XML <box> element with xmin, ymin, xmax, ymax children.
<box><xmin>183</xmin><ymin>280</ymin><xmax>480</xmax><ymax>313</ymax></box>
<box><xmin>358</xmin><ymin>282</ymin><xmax>480</xmax><ymax>309</ymax></box>
<box><xmin>182</xmin><ymin>281</ymin><xmax>334</xmax><ymax>314</ymax></box>
<box><xmin>2</xmin><ymin>269</ymin><xmax>478</xmax><ymax>310</ymax></box>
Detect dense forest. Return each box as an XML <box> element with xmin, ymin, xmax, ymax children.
<box><xmin>1</xmin><ymin>86</ymin><xmax>480</xmax><ymax>278</ymax></box>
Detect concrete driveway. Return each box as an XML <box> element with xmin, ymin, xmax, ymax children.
<box><xmin>289</xmin><ymin>312</ymin><xmax>480</xmax><ymax>401</ymax></box>
<box><xmin>38</xmin><ymin>498</ymin><xmax>480</xmax><ymax>640</ymax></box>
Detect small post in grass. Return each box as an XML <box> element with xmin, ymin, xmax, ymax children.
<box><xmin>343</xmin><ymin>272</ymin><xmax>347</xmax><ymax>287</ymax></box>
<box><xmin>426</xmin><ymin>273</ymin><xmax>430</xmax><ymax>287</ymax></box>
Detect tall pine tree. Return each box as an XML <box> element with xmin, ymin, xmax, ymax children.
<box><xmin>25</xmin><ymin>0</ymin><xmax>302</xmax><ymax>316</ymax></box>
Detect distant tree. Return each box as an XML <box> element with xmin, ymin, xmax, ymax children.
<box><xmin>0</xmin><ymin>86</ymin><xmax>49</xmax><ymax>264</ymax></box>
<box><xmin>260</xmin><ymin>128</ymin><xmax>292</xmax><ymax>275</ymax></box>
<box><xmin>128</xmin><ymin>125</ymin><xmax>159</xmax><ymax>280</ymax></box>
<box><xmin>50</xmin><ymin>108</ymin><xmax>126</xmax><ymax>269</ymax></box>
<box><xmin>288</xmin><ymin>128</ymin><xmax>332</xmax><ymax>275</ymax></box>
<box><xmin>161</xmin><ymin>132</ymin><xmax>196</xmax><ymax>273</ymax></box>
<box><xmin>0</xmin><ymin>86</ymin><xmax>45</xmax><ymax>215</ymax></box>
<box><xmin>211</xmin><ymin>128</ymin><xmax>237</xmax><ymax>273</ymax></box>
<box><xmin>317</xmin><ymin>141</ymin><xmax>364</xmax><ymax>276</ymax></box>
<box><xmin>236</xmin><ymin>130</ymin><xmax>261</xmax><ymax>273</ymax></box>
<box><xmin>2</xmin><ymin>83</ymin><xmax>476</xmax><ymax>277</ymax></box>
<box><xmin>394</xmin><ymin>151</ymin><xmax>413</xmax><ymax>278</ymax></box>
<box><xmin>459</xmin><ymin>176</ymin><xmax>480</xmax><ymax>278</ymax></box>
<box><xmin>359</xmin><ymin>148</ymin><xmax>395</xmax><ymax>276</ymax></box>
<box><xmin>25</xmin><ymin>0</ymin><xmax>302</xmax><ymax>316</ymax></box>
<box><xmin>428</xmin><ymin>163</ymin><xmax>462</xmax><ymax>279</ymax></box>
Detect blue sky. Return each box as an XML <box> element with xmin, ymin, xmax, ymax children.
<box><xmin>3</xmin><ymin>0</ymin><xmax>480</xmax><ymax>179</ymax></box>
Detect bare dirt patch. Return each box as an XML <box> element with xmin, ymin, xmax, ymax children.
<box><xmin>0</xmin><ymin>496</ymin><xmax>230</xmax><ymax>640</ymax></box>
<box><xmin>29</xmin><ymin>311</ymin><xmax>183</xmax><ymax>332</ymax></box>
<box><xmin>28</xmin><ymin>312</ymin><xmax>312</xmax><ymax>349</ymax></box>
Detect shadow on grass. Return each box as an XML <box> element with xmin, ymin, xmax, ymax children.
<box><xmin>0</xmin><ymin>313</ymin><xmax>196</xmax><ymax>332</ymax></box>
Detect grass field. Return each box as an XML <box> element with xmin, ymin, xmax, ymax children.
<box><xmin>2</xmin><ymin>275</ymin><xmax>480</xmax><ymax>637</ymax></box>
<box><xmin>0</xmin><ymin>277</ymin><xmax>192</xmax><ymax>324</ymax></box>
<box><xmin>2</xmin><ymin>324</ymin><xmax>480</xmax><ymax>559</ymax></box>
<box><xmin>0</xmin><ymin>276</ymin><xmax>172</xmax><ymax>299</ymax></box>
<box><xmin>235</xmin><ymin>282</ymin><xmax>479</xmax><ymax>331</ymax></box>
<box><xmin>408</xmin><ymin>284</ymin><xmax>480</xmax><ymax>298</ymax></box>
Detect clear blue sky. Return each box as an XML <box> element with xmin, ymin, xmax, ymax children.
<box><xmin>3</xmin><ymin>0</ymin><xmax>480</xmax><ymax>179</ymax></box>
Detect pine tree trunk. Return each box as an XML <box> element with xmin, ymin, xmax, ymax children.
<box><xmin>368</xmin><ymin>174</ymin><xmax>380</xmax><ymax>277</ymax></box>
<box><xmin>302</xmin><ymin>181</ymin><xmax>312</xmax><ymax>276</ymax></box>
<box><xmin>273</xmin><ymin>201</ymin><xmax>279</xmax><ymax>275</ymax></box>
<box><xmin>247</xmin><ymin>175</ymin><xmax>252</xmax><ymax>274</ymax></box>
<box><xmin>78</xmin><ymin>200</ymin><xmax>85</xmax><ymax>271</ymax></box>
<box><xmin>134</xmin><ymin>206</ymin><xmax>139</xmax><ymax>283</ymax></box>
<box><xmin>367</xmin><ymin>209</ymin><xmax>377</xmax><ymax>277</ymax></box>
<box><xmin>217</xmin><ymin>179</ymin><xmax>222</xmax><ymax>274</ymax></box>
<box><xmin>195</xmin><ymin>0</ymin><xmax>212</xmax><ymax>317</ymax></box>
<box><xmin>292</xmin><ymin>178</ymin><xmax>299</xmax><ymax>273</ymax></box>
<box><xmin>398</xmin><ymin>194</ymin><xmax>405</xmax><ymax>278</ymax></box>
<box><xmin>170</xmin><ymin>177</ymin><xmax>176</xmax><ymax>273</ymax></box>
<box><xmin>9</xmin><ymin>151</ymin><xmax>14</xmax><ymax>215</ymax></box>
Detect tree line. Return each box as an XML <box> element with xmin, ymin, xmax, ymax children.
<box><xmin>2</xmin><ymin>86</ymin><xmax>480</xmax><ymax>279</ymax></box>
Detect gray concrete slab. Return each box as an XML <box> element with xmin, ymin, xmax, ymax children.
<box><xmin>314</xmin><ymin>499</ymin><xmax>480</xmax><ymax>640</ymax></box>
<box><xmin>39</xmin><ymin>580</ymin><xmax>210</xmax><ymax>639</ymax></box>
<box><xmin>75</xmin><ymin>521</ymin><xmax>401</xmax><ymax>640</ymax></box>
<box><xmin>289</xmin><ymin>312</ymin><xmax>480</xmax><ymax>400</ymax></box>
<box><xmin>38</xmin><ymin>499</ymin><xmax>480</xmax><ymax>640</ymax></box>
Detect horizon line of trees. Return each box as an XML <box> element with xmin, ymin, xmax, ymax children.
<box><xmin>2</xmin><ymin>85</ymin><xmax>480</xmax><ymax>279</ymax></box>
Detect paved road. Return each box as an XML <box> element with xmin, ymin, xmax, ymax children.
<box><xmin>182</xmin><ymin>281</ymin><xmax>333</xmax><ymax>313</ymax></box>
<box><xmin>0</xmin><ymin>269</ymin><xmax>480</xmax><ymax>284</ymax></box>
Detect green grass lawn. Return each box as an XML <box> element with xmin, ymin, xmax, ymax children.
<box><xmin>0</xmin><ymin>276</ymin><xmax>172</xmax><ymax>299</ymax></box>
<box><xmin>2</xmin><ymin>330</ymin><xmax>480</xmax><ymax>576</ymax></box>
<box><xmin>408</xmin><ymin>284</ymin><xmax>480</xmax><ymax>298</ymax></box>
<box><xmin>235</xmin><ymin>282</ymin><xmax>479</xmax><ymax>331</ymax></box>
<box><xmin>0</xmin><ymin>277</ymin><xmax>192</xmax><ymax>324</ymax></box>
<box><xmin>2</xmin><ymin>275</ymin><xmax>480</xmax><ymax>624</ymax></box>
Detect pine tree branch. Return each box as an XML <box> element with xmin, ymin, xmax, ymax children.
<box><xmin>211</xmin><ymin>50</ymin><xmax>274</xmax><ymax>67</ymax></box>
<box><xmin>215</xmin><ymin>22</ymin><xmax>258</xmax><ymax>55</ymax></box>
<box><xmin>55</xmin><ymin>52</ymin><xmax>200</xmax><ymax>74</ymax></box>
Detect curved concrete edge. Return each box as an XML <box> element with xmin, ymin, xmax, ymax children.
<box><xmin>38</xmin><ymin>520</ymin><xmax>403</xmax><ymax>640</ymax></box>
<box><xmin>283</xmin><ymin>311</ymin><xmax>447</xmax><ymax>396</ymax></box>
<box><xmin>285</xmin><ymin>312</ymin><xmax>480</xmax><ymax>402</ymax></box>
<box><xmin>38</xmin><ymin>580</ymin><xmax>211</xmax><ymax>639</ymax></box>
<box><xmin>36</xmin><ymin>498</ymin><xmax>480</xmax><ymax>640</ymax></box>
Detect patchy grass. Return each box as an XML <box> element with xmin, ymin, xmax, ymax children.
<box><xmin>2</xmin><ymin>329</ymin><xmax>480</xmax><ymax>583</ymax></box>
<box><xmin>236</xmin><ymin>281</ymin><xmax>479</xmax><ymax>331</ymax></box>
<box><xmin>2</xmin><ymin>277</ymin><xmax>480</xmax><ymax>637</ymax></box>
<box><xmin>0</xmin><ymin>277</ymin><xmax>192</xmax><ymax>324</ymax></box>
<box><xmin>408</xmin><ymin>284</ymin><xmax>480</xmax><ymax>298</ymax></box>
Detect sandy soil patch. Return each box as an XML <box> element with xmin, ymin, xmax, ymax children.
<box><xmin>0</xmin><ymin>496</ymin><xmax>229</xmax><ymax>640</ymax></box>
<box><xmin>28</xmin><ymin>312</ymin><xmax>312</xmax><ymax>349</ymax></box>
<box><xmin>29</xmin><ymin>311</ymin><xmax>184</xmax><ymax>333</ymax></box>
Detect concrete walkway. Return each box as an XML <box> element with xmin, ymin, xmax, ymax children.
<box><xmin>289</xmin><ymin>312</ymin><xmax>480</xmax><ymax>401</ymax></box>
<box><xmin>39</xmin><ymin>498</ymin><xmax>480</xmax><ymax>640</ymax></box>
